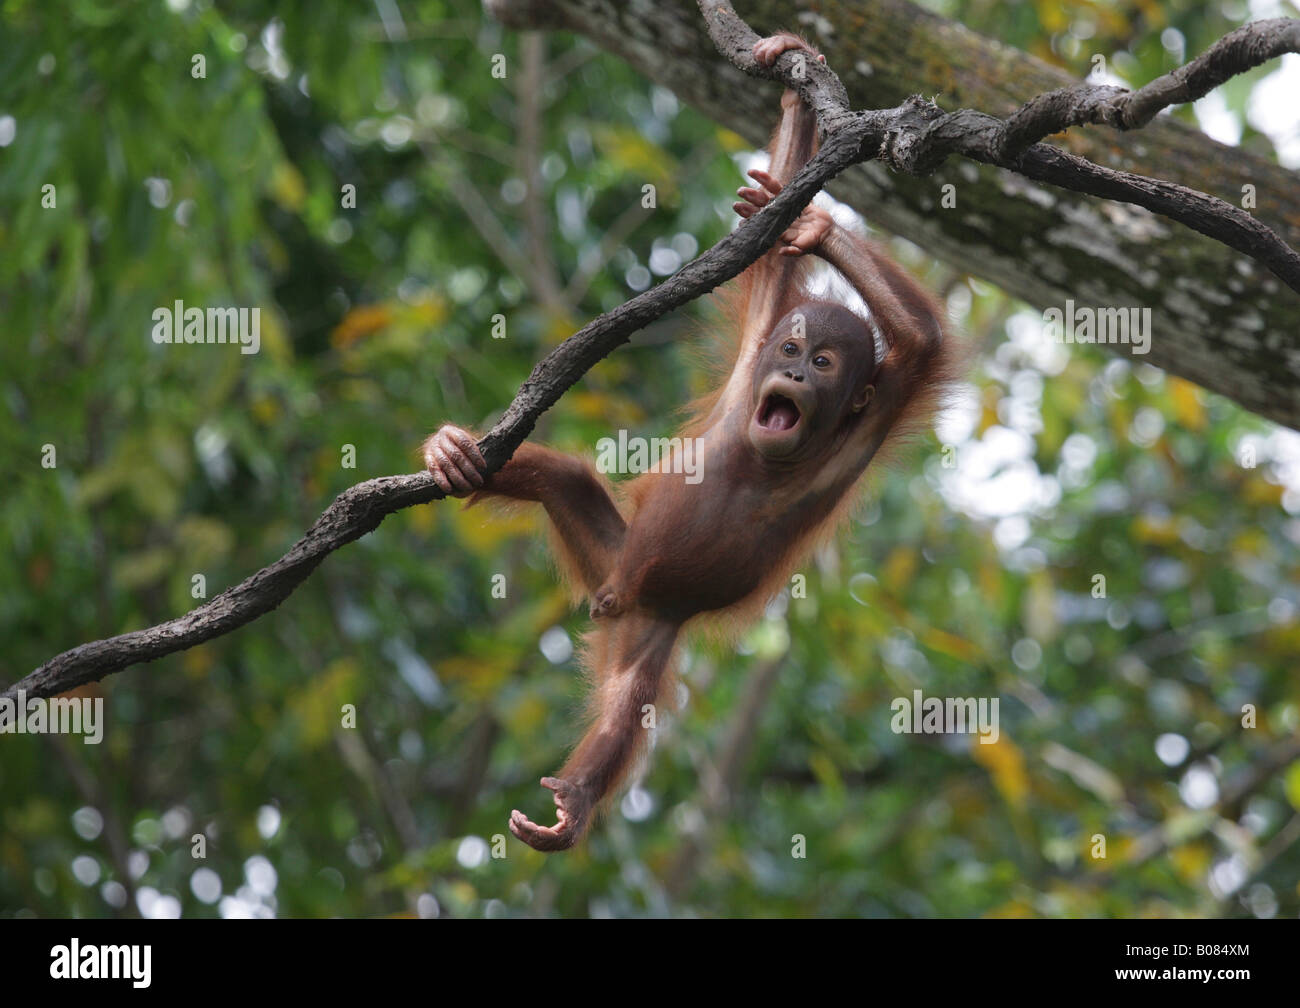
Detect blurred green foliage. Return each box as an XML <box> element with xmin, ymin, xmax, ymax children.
<box><xmin>0</xmin><ymin>0</ymin><xmax>1297</xmax><ymax>918</ymax></box>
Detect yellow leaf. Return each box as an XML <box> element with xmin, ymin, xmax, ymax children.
<box><xmin>1133</xmin><ymin>512</ymin><xmax>1177</xmax><ymax>545</ymax></box>
<box><xmin>441</xmin><ymin>655</ymin><xmax>512</xmax><ymax>699</ymax></box>
<box><xmin>971</xmin><ymin>735</ymin><xmax>1029</xmax><ymax>808</ymax></box>
<box><xmin>268</xmin><ymin>161</ymin><xmax>306</xmax><ymax>211</ymax></box>
<box><xmin>1110</xmin><ymin>833</ymin><xmax>1137</xmax><ymax>863</ymax></box>
<box><xmin>406</xmin><ymin>295</ymin><xmax>449</xmax><ymax>329</ymax></box>
<box><xmin>1134</xmin><ymin>0</ymin><xmax>1168</xmax><ymax>28</ymax></box>
<box><xmin>251</xmin><ymin>394</ymin><xmax>280</xmax><ymax>425</ymax></box>
<box><xmin>113</xmin><ymin>547</ymin><xmax>174</xmax><ymax>590</ymax></box>
<box><xmin>978</xmin><ymin>402</ymin><xmax>999</xmax><ymax>436</ymax></box>
<box><xmin>808</xmin><ymin>751</ymin><xmax>844</xmax><ymax>800</ymax></box>
<box><xmin>451</xmin><ymin>501</ymin><xmax>539</xmax><ymax>553</ymax></box>
<box><xmin>542</xmin><ymin>312</ymin><xmax>580</xmax><ymax>347</ymax></box>
<box><xmin>1036</xmin><ymin>0</ymin><xmax>1068</xmax><ymax>32</ymax></box>
<box><xmin>882</xmin><ymin>546</ymin><xmax>918</xmax><ymax>594</ymax></box>
<box><xmin>174</xmin><ymin>516</ymin><xmax>236</xmax><ymax>561</ymax></box>
<box><xmin>1284</xmin><ymin>761</ymin><xmax>1300</xmax><ymax>811</ymax></box>
<box><xmin>569</xmin><ymin>390</ymin><xmax>617</xmax><ymax>421</ymax></box>
<box><xmin>332</xmin><ymin>303</ymin><xmax>395</xmax><ymax>349</ymax></box>
<box><xmin>1170</xmin><ymin>378</ymin><xmax>1206</xmax><ymax>431</ymax></box>
<box><xmin>509</xmin><ymin>694</ymin><xmax>550</xmax><ymax>734</ymax></box>
<box><xmin>1232</xmin><ymin>527</ymin><xmax>1269</xmax><ymax>557</ymax></box>
<box><xmin>182</xmin><ymin>645</ymin><xmax>216</xmax><ymax>678</ymax></box>
<box><xmin>290</xmin><ymin>658</ymin><xmax>359</xmax><ymax>748</ymax></box>
<box><xmin>256</xmin><ymin>306</ymin><xmax>293</xmax><ymax>366</ymax></box>
<box><xmin>715</xmin><ymin>127</ymin><xmax>748</xmax><ymax>153</ymax></box>
<box><xmin>446</xmin><ymin>880</ymin><xmax>478</xmax><ymax>908</ymax></box>
<box><xmin>592</xmin><ymin>126</ymin><xmax>680</xmax><ymax>202</ymax></box>
<box><xmin>405</xmin><ymin>502</ymin><xmax>437</xmax><ymax>534</ymax></box>
<box><xmin>985</xmin><ymin>898</ymin><xmax>1035</xmax><ymax>918</ymax></box>
<box><xmin>918</xmin><ymin>626</ymin><xmax>981</xmax><ymax>662</ymax></box>
<box><xmin>1243</xmin><ymin>479</ymin><xmax>1284</xmax><ymax>509</ymax></box>
<box><xmin>1022</xmin><ymin>570</ymin><xmax>1059</xmax><ymax>643</ymax></box>
<box><xmin>978</xmin><ymin>556</ymin><xmax>1003</xmax><ymax>608</ymax></box>
<box><xmin>1170</xmin><ymin>843</ymin><xmax>1211</xmax><ymax>882</ymax></box>
<box><xmin>76</xmin><ymin>465</ymin><xmax>127</xmax><ymax>507</ymax></box>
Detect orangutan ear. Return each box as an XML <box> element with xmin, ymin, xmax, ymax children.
<box><xmin>852</xmin><ymin>384</ymin><xmax>875</xmax><ymax>413</ymax></box>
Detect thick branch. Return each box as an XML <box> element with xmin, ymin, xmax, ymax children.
<box><xmin>697</xmin><ymin>0</ymin><xmax>852</xmax><ymax>134</ymax></box>
<box><xmin>697</xmin><ymin>0</ymin><xmax>1300</xmax><ymax>292</ymax></box>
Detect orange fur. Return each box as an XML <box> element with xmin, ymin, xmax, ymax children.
<box><xmin>424</xmin><ymin>42</ymin><xmax>965</xmax><ymax>851</ymax></box>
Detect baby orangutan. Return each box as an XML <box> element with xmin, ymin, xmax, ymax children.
<box><xmin>424</xmin><ymin>34</ymin><xmax>955</xmax><ymax>851</ymax></box>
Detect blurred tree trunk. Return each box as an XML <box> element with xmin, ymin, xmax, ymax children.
<box><xmin>488</xmin><ymin>0</ymin><xmax>1300</xmax><ymax>430</ymax></box>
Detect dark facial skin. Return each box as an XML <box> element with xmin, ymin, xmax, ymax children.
<box><xmin>748</xmin><ymin>301</ymin><xmax>877</xmax><ymax>459</ymax></box>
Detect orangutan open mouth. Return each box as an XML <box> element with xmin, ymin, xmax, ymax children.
<box><xmin>757</xmin><ymin>393</ymin><xmax>802</xmax><ymax>431</ymax></box>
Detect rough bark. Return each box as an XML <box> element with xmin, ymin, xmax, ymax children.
<box><xmin>490</xmin><ymin>0</ymin><xmax>1300</xmax><ymax>430</ymax></box>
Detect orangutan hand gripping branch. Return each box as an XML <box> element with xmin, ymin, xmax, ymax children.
<box><xmin>423</xmin><ymin>34</ymin><xmax>959</xmax><ymax>852</ymax></box>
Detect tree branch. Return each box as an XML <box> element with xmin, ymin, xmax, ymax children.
<box><xmin>697</xmin><ymin>0</ymin><xmax>1300</xmax><ymax>292</ymax></box>
<box><xmin>8</xmin><ymin>1</ymin><xmax>1300</xmax><ymax>704</ymax></box>
<box><xmin>998</xmin><ymin>18</ymin><xmax>1300</xmax><ymax>158</ymax></box>
<box><xmin>4</xmin><ymin>116</ymin><xmax>864</xmax><ymax>706</ymax></box>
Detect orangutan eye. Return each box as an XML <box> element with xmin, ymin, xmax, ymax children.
<box><xmin>782</xmin><ymin>342</ymin><xmax>798</xmax><ymax>356</ymax></box>
<box><xmin>813</xmin><ymin>354</ymin><xmax>831</xmax><ymax>368</ymax></box>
